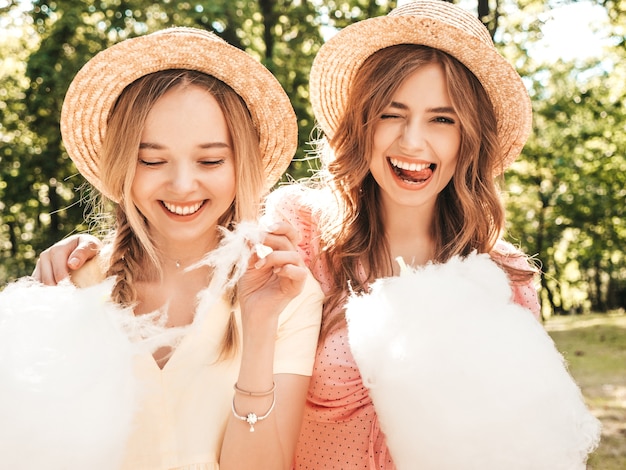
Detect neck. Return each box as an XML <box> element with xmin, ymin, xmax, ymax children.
<box><xmin>153</xmin><ymin>231</ymin><xmax>220</xmax><ymax>273</ymax></box>
<box><xmin>160</xmin><ymin>253</ymin><xmax>207</xmax><ymax>271</ymax></box>
<box><xmin>383</xmin><ymin>205</ymin><xmax>436</xmax><ymax>271</ymax></box>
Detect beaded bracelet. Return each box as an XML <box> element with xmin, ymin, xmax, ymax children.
<box><xmin>231</xmin><ymin>393</ymin><xmax>276</xmax><ymax>432</ymax></box>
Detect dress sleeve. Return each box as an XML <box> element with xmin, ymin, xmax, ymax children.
<box><xmin>264</xmin><ymin>184</ymin><xmax>337</xmax><ymax>296</ymax></box>
<box><xmin>492</xmin><ymin>240</ymin><xmax>542</xmax><ymax>320</ymax></box>
<box><xmin>511</xmin><ymin>275</ymin><xmax>541</xmax><ymax>320</ymax></box>
<box><xmin>273</xmin><ymin>271</ymin><xmax>324</xmax><ymax>376</ymax></box>
<box><xmin>265</xmin><ymin>185</ymin><xmax>325</xmax><ymax>375</ymax></box>
<box><xmin>263</xmin><ymin>184</ymin><xmax>322</xmax><ymax>268</ymax></box>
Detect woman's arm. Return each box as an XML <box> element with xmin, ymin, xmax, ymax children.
<box><xmin>219</xmin><ymin>222</ymin><xmax>322</xmax><ymax>470</ymax></box>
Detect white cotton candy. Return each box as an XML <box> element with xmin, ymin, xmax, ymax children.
<box><xmin>189</xmin><ymin>220</ymin><xmax>266</xmax><ymax>321</ymax></box>
<box><xmin>0</xmin><ymin>279</ymin><xmax>139</xmax><ymax>470</ymax></box>
<box><xmin>190</xmin><ymin>220</ymin><xmax>264</xmax><ymax>292</ymax></box>
<box><xmin>346</xmin><ymin>253</ymin><xmax>601</xmax><ymax>470</ymax></box>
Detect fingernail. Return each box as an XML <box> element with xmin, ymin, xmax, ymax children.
<box><xmin>255</xmin><ymin>258</ymin><xmax>267</xmax><ymax>269</ymax></box>
<box><xmin>69</xmin><ymin>257</ymin><xmax>80</xmax><ymax>268</ymax></box>
<box><xmin>266</xmin><ymin>223</ymin><xmax>279</xmax><ymax>232</ymax></box>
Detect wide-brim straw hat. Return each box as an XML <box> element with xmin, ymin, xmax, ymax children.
<box><xmin>61</xmin><ymin>27</ymin><xmax>297</xmax><ymax>201</ymax></box>
<box><xmin>309</xmin><ymin>0</ymin><xmax>532</xmax><ymax>173</ymax></box>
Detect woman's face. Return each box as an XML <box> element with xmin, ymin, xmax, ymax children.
<box><xmin>131</xmin><ymin>85</ymin><xmax>236</xmax><ymax>251</ymax></box>
<box><xmin>369</xmin><ymin>62</ymin><xmax>461</xmax><ymax>219</ymax></box>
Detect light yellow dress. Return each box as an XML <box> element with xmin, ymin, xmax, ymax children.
<box><xmin>74</xmin><ymin>258</ymin><xmax>323</xmax><ymax>470</ymax></box>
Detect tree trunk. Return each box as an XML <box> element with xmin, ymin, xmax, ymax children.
<box><xmin>259</xmin><ymin>0</ymin><xmax>276</xmax><ymax>64</ymax></box>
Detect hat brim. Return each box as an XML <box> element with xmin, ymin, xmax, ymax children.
<box><xmin>310</xmin><ymin>1</ymin><xmax>532</xmax><ymax>173</ymax></box>
<box><xmin>61</xmin><ymin>28</ymin><xmax>297</xmax><ymax>201</ymax></box>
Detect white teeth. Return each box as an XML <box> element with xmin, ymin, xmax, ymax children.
<box><xmin>163</xmin><ymin>201</ymin><xmax>204</xmax><ymax>215</ymax></box>
<box><xmin>389</xmin><ymin>158</ymin><xmax>431</xmax><ymax>171</ymax></box>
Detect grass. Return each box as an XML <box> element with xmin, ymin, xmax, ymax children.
<box><xmin>545</xmin><ymin>310</ymin><xmax>626</xmax><ymax>470</ymax></box>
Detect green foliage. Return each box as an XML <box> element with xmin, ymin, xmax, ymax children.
<box><xmin>0</xmin><ymin>5</ymin><xmax>49</xmax><ymax>281</ymax></box>
<box><xmin>496</xmin><ymin>0</ymin><xmax>626</xmax><ymax>316</ymax></box>
<box><xmin>505</xmin><ymin>55</ymin><xmax>626</xmax><ymax>315</ymax></box>
<box><xmin>1</xmin><ymin>0</ymin><xmax>625</xmax><ymax>315</ymax></box>
<box><xmin>0</xmin><ymin>0</ymin><xmax>389</xmax><ymax>282</ymax></box>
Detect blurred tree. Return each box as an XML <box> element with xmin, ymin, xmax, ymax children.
<box><xmin>1</xmin><ymin>0</ymin><xmax>625</xmax><ymax>316</ymax></box>
<box><xmin>505</xmin><ymin>55</ymin><xmax>626</xmax><ymax>315</ymax></box>
<box><xmin>0</xmin><ymin>2</ymin><xmax>48</xmax><ymax>282</ymax></box>
<box><xmin>0</xmin><ymin>0</ymin><xmax>398</xmax><ymax>282</ymax></box>
<box><xmin>491</xmin><ymin>0</ymin><xmax>626</xmax><ymax>317</ymax></box>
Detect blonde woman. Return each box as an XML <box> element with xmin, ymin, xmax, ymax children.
<box><xmin>7</xmin><ymin>27</ymin><xmax>323</xmax><ymax>470</ymax></box>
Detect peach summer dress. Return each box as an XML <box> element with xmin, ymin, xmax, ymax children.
<box><xmin>266</xmin><ymin>185</ymin><xmax>541</xmax><ymax>470</ymax></box>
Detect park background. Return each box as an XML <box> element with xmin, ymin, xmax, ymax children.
<box><xmin>0</xmin><ymin>0</ymin><xmax>624</xmax><ymax>467</ymax></box>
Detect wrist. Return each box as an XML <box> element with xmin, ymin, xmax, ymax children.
<box><xmin>231</xmin><ymin>381</ymin><xmax>277</xmax><ymax>432</ymax></box>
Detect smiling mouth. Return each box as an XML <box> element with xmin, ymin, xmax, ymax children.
<box><xmin>388</xmin><ymin>157</ymin><xmax>436</xmax><ymax>184</ymax></box>
<box><xmin>162</xmin><ymin>201</ymin><xmax>205</xmax><ymax>215</ymax></box>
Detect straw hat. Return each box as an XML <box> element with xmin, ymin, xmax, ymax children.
<box><xmin>309</xmin><ymin>0</ymin><xmax>532</xmax><ymax>172</ymax></box>
<box><xmin>61</xmin><ymin>27</ymin><xmax>297</xmax><ymax>201</ymax></box>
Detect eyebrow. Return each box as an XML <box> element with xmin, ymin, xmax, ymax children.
<box><xmin>139</xmin><ymin>142</ymin><xmax>231</xmax><ymax>150</ymax></box>
<box><xmin>388</xmin><ymin>101</ymin><xmax>456</xmax><ymax>114</ymax></box>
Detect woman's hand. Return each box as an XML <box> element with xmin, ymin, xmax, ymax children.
<box><xmin>237</xmin><ymin>221</ymin><xmax>307</xmax><ymax>322</ymax></box>
<box><xmin>32</xmin><ymin>234</ymin><xmax>103</xmax><ymax>285</ymax></box>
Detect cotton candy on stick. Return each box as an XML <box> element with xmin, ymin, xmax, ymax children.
<box><xmin>346</xmin><ymin>253</ymin><xmax>601</xmax><ymax>470</ymax></box>
<box><xmin>0</xmin><ymin>279</ymin><xmax>140</xmax><ymax>470</ymax></box>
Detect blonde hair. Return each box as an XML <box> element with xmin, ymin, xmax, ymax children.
<box><xmin>319</xmin><ymin>44</ymin><xmax>534</xmax><ymax>335</ymax></box>
<box><xmin>98</xmin><ymin>69</ymin><xmax>264</xmax><ymax>356</ymax></box>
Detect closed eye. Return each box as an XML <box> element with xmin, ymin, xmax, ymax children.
<box><xmin>199</xmin><ymin>159</ymin><xmax>226</xmax><ymax>167</ymax></box>
<box><xmin>139</xmin><ymin>159</ymin><xmax>165</xmax><ymax>167</ymax></box>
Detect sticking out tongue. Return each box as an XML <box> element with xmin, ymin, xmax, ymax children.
<box><xmin>393</xmin><ymin>165</ymin><xmax>433</xmax><ymax>183</ymax></box>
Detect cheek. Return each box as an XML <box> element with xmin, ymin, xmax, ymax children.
<box><xmin>441</xmin><ymin>151</ymin><xmax>459</xmax><ymax>175</ymax></box>
<box><xmin>448</xmin><ymin>127</ymin><xmax>462</xmax><ymax>152</ymax></box>
<box><xmin>225</xmin><ymin>165</ymin><xmax>237</xmax><ymax>194</ymax></box>
<box><xmin>130</xmin><ymin>172</ymin><xmax>149</xmax><ymax>201</ymax></box>
<box><xmin>372</xmin><ymin>125</ymin><xmax>393</xmax><ymax>151</ymax></box>
<box><xmin>210</xmin><ymin>166</ymin><xmax>237</xmax><ymax>201</ymax></box>
<box><xmin>371</xmin><ymin>128</ymin><xmax>392</xmax><ymax>163</ymax></box>
<box><xmin>129</xmin><ymin>170</ymin><xmax>158</xmax><ymax>212</ymax></box>
<box><xmin>434</xmin><ymin>132</ymin><xmax>461</xmax><ymax>173</ymax></box>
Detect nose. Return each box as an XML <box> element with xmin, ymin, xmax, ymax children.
<box><xmin>168</xmin><ymin>161</ymin><xmax>198</xmax><ymax>194</ymax></box>
<box><xmin>398</xmin><ymin>119</ymin><xmax>427</xmax><ymax>153</ymax></box>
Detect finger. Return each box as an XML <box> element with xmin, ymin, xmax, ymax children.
<box><xmin>67</xmin><ymin>237</ymin><xmax>102</xmax><ymax>269</ymax></box>
<box><xmin>272</xmin><ymin>264</ymin><xmax>308</xmax><ymax>294</ymax></box>
<box><xmin>49</xmin><ymin>239</ymin><xmax>82</xmax><ymax>281</ymax></box>
<box><xmin>263</xmin><ymin>221</ymin><xmax>302</xmax><ymax>246</ymax></box>
<box><xmin>32</xmin><ymin>254</ymin><xmax>68</xmax><ymax>285</ymax></box>
<box><xmin>260</xmin><ymin>233</ymin><xmax>303</xmax><ymax>255</ymax></box>
<box><xmin>32</xmin><ymin>259</ymin><xmax>43</xmax><ymax>282</ymax></box>
<box><xmin>255</xmin><ymin>250</ymin><xmax>304</xmax><ymax>271</ymax></box>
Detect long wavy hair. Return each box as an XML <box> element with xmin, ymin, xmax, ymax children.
<box><xmin>318</xmin><ymin>44</ymin><xmax>535</xmax><ymax>336</ymax></box>
<box><xmin>97</xmin><ymin>69</ymin><xmax>264</xmax><ymax>356</ymax></box>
